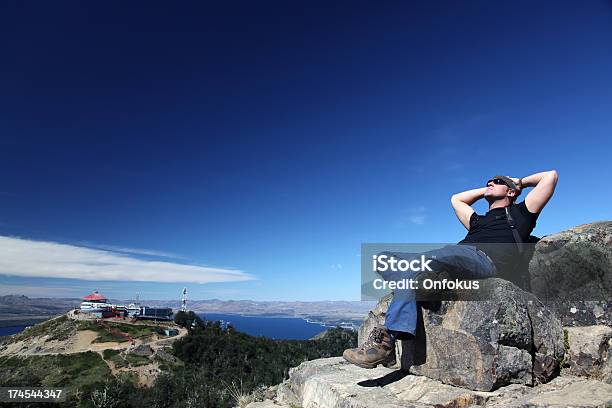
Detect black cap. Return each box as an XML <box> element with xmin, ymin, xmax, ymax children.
<box><xmin>490</xmin><ymin>175</ymin><xmax>519</xmax><ymax>190</ymax></box>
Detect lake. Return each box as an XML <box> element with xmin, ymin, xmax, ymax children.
<box><xmin>201</xmin><ymin>313</ymin><xmax>331</xmax><ymax>340</ymax></box>
<box><xmin>0</xmin><ymin>325</ymin><xmax>28</xmax><ymax>337</ymax></box>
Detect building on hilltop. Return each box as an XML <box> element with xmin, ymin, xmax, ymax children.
<box><xmin>80</xmin><ymin>290</ymin><xmax>115</xmax><ymax>318</ymax></box>
<box><xmin>79</xmin><ymin>290</ymin><xmax>173</xmax><ymax>320</ymax></box>
<box><xmin>139</xmin><ymin>306</ymin><xmax>173</xmax><ymax>321</ymax></box>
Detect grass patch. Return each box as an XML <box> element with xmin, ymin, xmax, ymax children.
<box><xmin>116</xmin><ymin>371</ymin><xmax>138</xmax><ymax>383</ymax></box>
<box><xmin>110</xmin><ymin>323</ymin><xmax>159</xmax><ymax>338</ymax></box>
<box><xmin>560</xmin><ymin>328</ymin><xmax>571</xmax><ymax>368</ymax></box>
<box><xmin>93</xmin><ymin>332</ymin><xmax>129</xmax><ymax>343</ymax></box>
<box><xmin>76</xmin><ymin>320</ymin><xmax>99</xmax><ymax>331</ymax></box>
<box><xmin>103</xmin><ymin>349</ymin><xmax>121</xmax><ymax>360</ymax></box>
<box><xmin>77</xmin><ymin>320</ymin><xmax>159</xmax><ymax>342</ymax></box>
<box><xmin>0</xmin><ymin>351</ymin><xmax>111</xmax><ymax>395</ymax></box>
<box><xmin>77</xmin><ymin>320</ymin><xmax>118</xmax><ymax>336</ymax></box>
<box><xmin>125</xmin><ymin>353</ymin><xmax>151</xmax><ymax>367</ymax></box>
<box><xmin>110</xmin><ymin>354</ymin><xmax>128</xmax><ymax>369</ymax></box>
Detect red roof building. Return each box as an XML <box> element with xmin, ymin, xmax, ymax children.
<box><xmin>82</xmin><ymin>291</ymin><xmax>108</xmax><ymax>302</ymax></box>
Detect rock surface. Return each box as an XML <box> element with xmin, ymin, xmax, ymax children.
<box><xmin>130</xmin><ymin>344</ymin><xmax>154</xmax><ymax>356</ymax></box>
<box><xmin>245</xmin><ymin>222</ymin><xmax>612</xmax><ymax>407</ymax></box>
<box><xmin>359</xmin><ymin>278</ymin><xmax>564</xmax><ymax>391</ymax></box>
<box><xmin>246</xmin><ymin>357</ymin><xmax>612</xmax><ymax>408</ymax></box>
<box><xmin>529</xmin><ymin>221</ymin><xmax>612</xmax><ymax>326</ymax></box>
<box><xmin>564</xmin><ymin>325</ymin><xmax>612</xmax><ymax>383</ymax></box>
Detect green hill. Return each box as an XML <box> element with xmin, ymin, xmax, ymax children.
<box><xmin>0</xmin><ymin>311</ymin><xmax>357</xmax><ymax>408</ymax></box>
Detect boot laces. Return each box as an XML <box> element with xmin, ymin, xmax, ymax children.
<box><xmin>361</xmin><ymin>326</ymin><xmax>386</xmax><ymax>349</ymax></box>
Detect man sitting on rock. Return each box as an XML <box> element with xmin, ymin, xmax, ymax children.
<box><xmin>343</xmin><ymin>170</ymin><xmax>559</xmax><ymax>370</ymax></box>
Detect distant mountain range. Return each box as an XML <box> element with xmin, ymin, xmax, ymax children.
<box><xmin>0</xmin><ymin>295</ymin><xmax>82</xmax><ymax>326</ymax></box>
<box><xmin>150</xmin><ymin>299</ymin><xmax>376</xmax><ymax>329</ymax></box>
<box><xmin>0</xmin><ymin>295</ymin><xmax>375</xmax><ymax>329</ymax></box>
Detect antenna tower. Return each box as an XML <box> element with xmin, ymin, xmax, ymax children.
<box><xmin>181</xmin><ymin>287</ymin><xmax>188</xmax><ymax>312</ymax></box>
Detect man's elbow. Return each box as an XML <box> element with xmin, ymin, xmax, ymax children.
<box><xmin>450</xmin><ymin>194</ymin><xmax>465</xmax><ymax>210</ymax></box>
<box><xmin>548</xmin><ymin>170</ymin><xmax>558</xmax><ymax>184</ymax></box>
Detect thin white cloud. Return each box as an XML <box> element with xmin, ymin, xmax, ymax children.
<box><xmin>0</xmin><ymin>284</ymin><xmax>88</xmax><ymax>298</ymax></box>
<box><xmin>0</xmin><ymin>236</ymin><xmax>255</xmax><ymax>284</ymax></box>
<box><xmin>77</xmin><ymin>242</ymin><xmax>184</xmax><ymax>259</ymax></box>
<box><xmin>396</xmin><ymin>207</ymin><xmax>427</xmax><ymax>227</ymax></box>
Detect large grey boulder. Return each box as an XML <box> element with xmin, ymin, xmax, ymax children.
<box><xmin>359</xmin><ymin>278</ymin><xmax>564</xmax><ymax>391</ymax></box>
<box><xmin>529</xmin><ymin>221</ymin><xmax>612</xmax><ymax>326</ymax></box>
<box><xmin>275</xmin><ymin>357</ymin><xmax>496</xmax><ymax>408</ymax></box>
<box><xmin>564</xmin><ymin>325</ymin><xmax>612</xmax><ymax>383</ymax></box>
<box><xmin>248</xmin><ymin>357</ymin><xmax>612</xmax><ymax>408</ymax></box>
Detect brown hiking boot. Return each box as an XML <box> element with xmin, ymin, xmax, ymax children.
<box><xmin>342</xmin><ymin>326</ymin><xmax>396</xmax><ymax>369</ymax></box>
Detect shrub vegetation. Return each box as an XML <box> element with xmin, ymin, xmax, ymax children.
<box><xmin>0</xmin><ymin>312</ymin><xmax>357</xmax><ymax>407</ymax></box>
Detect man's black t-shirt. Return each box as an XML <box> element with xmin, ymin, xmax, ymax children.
<box><xmin>458</xmin><ymin>201</ymin><xmax>540</xmax><ymax>277</ymax></box>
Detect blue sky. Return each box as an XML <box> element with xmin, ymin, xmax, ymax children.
<box><xmin>1</xmin><ymin>1</ymin><xmax>611</xmax><ymax>302</ymax></box>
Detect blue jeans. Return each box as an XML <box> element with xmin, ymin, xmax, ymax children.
<box><xmin>379</xmin><ymin>244</ymin><xmax>496</xmax><ymax>335</ymax></box>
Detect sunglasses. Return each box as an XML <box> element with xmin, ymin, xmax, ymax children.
<box><xmin>486</xmin><ymin>178</ymin><xmax>509</xmax><ymax>187</ymax></box>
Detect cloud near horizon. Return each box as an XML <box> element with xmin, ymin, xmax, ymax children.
<box><xmin>76</xmin><ymin>242</ymin><xmax>185</xmax><ymax>259</ymax></box>
<box><xmin>0</xmin><ymin>236</ymin><xmax>255</xmax><ymax>284</ymax></box>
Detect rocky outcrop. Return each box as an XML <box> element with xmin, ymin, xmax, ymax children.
<box><xmin>359</xmin><ymin>278</ymin><xmax>564</xmax><ymax>391</ymax></box>
<box><xmin>245</xmin><ymin>222</ymin><xmax>612</xmax><ymax>407</ymax></box>
<box><xmin>130</xmin><ymin>344</ymin><xmax>153</xmax><ymax>357</ymax></box>
<box><xmin>155</xmin><ymin>347</ymin><xmax>177</xmax><ymax>363</ymax></box>
<box><xmin>529</xmin><ymin>221</ymin><xmax>612</xmax><ymax>326</ymax></box>
<box><xmin>564</xmin><ymin>325</ymin><xmax>612</xmax><ymax>383</ymax></box>
<box><xmin>247</xmin><ymin>357</ymin><xmax>612</xmax><ymax>408</ymax></box>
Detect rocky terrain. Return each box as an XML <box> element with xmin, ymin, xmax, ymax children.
<box><xmin>248</xmin><ymin>357</ymin><xmax>612</xmax><ymax>408</ymax></box>
<box><xmin>359</xmin><ymin>280</ymin><xmax>565</xmax><ymax>391</ymax></box>
<box><xmin>530</xmin><ymin>221</ymin><xmax>612</xmax><ymax>326</ymax></box>
<box><xmin>246</xmin><ymin>221</ymin><xmax>612</xmax><ymax>407</ymax></box>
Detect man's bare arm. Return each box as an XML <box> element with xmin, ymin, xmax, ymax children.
<box><xmin>513</xmin><ymin>170</ymin><xmax>558</xmax><ymax>213</ymax></box>
<box><xmin>451</xmin><ymin>187</ymin><xmax>486</xmax><ymax>230</ymax></box>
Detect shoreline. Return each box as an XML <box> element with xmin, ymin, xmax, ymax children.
<box><xmin>196</xmin><ymin>311</ymin><xmax>359</xmax><ymax>331</ymax></box>
<box><xmin>0</xmin><ymin>311</ymin><xmax>361</xmax><ymax>335</ymax></box>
